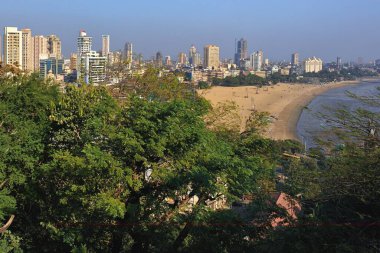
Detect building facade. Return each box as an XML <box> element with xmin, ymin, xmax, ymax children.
<box><xmin>79</xmin><ymin>51</ymin><xmax>107</xmax><ymax>84</ymax></box>
<box><xmin>3</xmin><ymin>27</ymin><xmax>22</xmax><ymax>68</ymax></box>
<box><xmin>77</xmin><ymin>30</ymin><xmax>92</xmax><ymax>81</ymax></box>
<box><xmin>204</xmin><ymin>45</ymin><xmax>220</xmax><ymax>69</ymax></box>
<box><xmin>101</xmin><ymin>35</ymin><xmax>110</xmax><ymax>57</ymax></box>
<box><xmin>251</xmin><ymin>50</ymin><xmax>263</xmax><ymax>71</ymax></box>
<box><xmin>234</xmin><ymin>38</ymin><xmax>248</xmax><ymax>67</ymax></box>
<box><xmin>291</xmin><ymin>52</ymin><xmax>299</xmax><ymax>66</ymax></box>
<box><xmin>21</xmin><ymin>28</ymin><xmax>34</xmax><ymax>72</ymax></box>
<box><xmin>177</xmin><ymin>52</ymin><xmax>187</xmax><ymax>66</ymax></box>
<box><xmin>124</xmin><ymin>42</ymin><xmax>133</xmax><ymax>68</ymax></box>
<box><xmin>69</xmin><ymin>53</ymin><xmax>77</xmax><ymax>71</ymax></box>
<box><xmin>40</xmin><ymin>57</ymin><xmax>64</xmax><ymax>79</ymax></box>
<box><xmin>33</xmin><ymin>35</ymin><xmax>48</xmax><ymax>72</ymax></box>
<box><xmin>303</xmin><ymin>57</ymin><xmax>323</xmax><ymax>73</ymax></box>
<box><xmin>156</xmin><ymin>51</ymin><xmax>163</xmax><ymax>67</ymax></box>
<box><xmin>47</xmin><ymin>35</ymin><xmax>62</xmax><ymax>59</ymax></box>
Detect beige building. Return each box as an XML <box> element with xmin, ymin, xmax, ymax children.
<box><xmin>3</xmin><ymin>27</ymin><xmax>22</xmax><ymax>69</ymax></box>
<box><xmin>70</xmin><ymin>53</ymin><xmax>77</xmax><ymax>70</ymax></box>
<box><xmin>33</xmin><ymin>35</ymin><xmax>48</xmax><ymax>71</ymax></box>
<box><xmin>204</xmin><ymin>45</ymin><xmax>220</xmax><ymax>69</ymax></box>
<box><xmin>102</xmin><ymin>35</ymin><xmax>110</xmax><ymax>57</ymax></box>
<box><xmin>177</xmin><ymin>52</ymin><xmax>187</xmax><ymax>66</ymax></box>
<box><xmin>303</xmin><ymin>57</ymin><xmax>323</xmax><ymax>73</ymax></box>
<box><xmin>47</xmin><ymin>35</ymin><xmax>62</xmax><ymax>59</ymax></box>
<box><xmin>21</xmin><ymin>28</ymin><xmax>34</xmax><ymax>72</ymax></box>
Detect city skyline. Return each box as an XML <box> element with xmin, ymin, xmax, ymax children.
<box><xmin>1</xmin><ymin>0</ymin><xmax>379</xmax><ymax>62</ymax></box>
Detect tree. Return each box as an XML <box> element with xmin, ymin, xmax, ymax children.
<box><xmin>0</xmin><ymin>73</ymin><xmax>279</xmax><ymax>252</ymax></box>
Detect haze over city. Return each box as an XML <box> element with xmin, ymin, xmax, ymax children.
<box><xmin>2</xmin><ymin>0</ymin><xmax>380</xmax><ymax>62</ymax></box>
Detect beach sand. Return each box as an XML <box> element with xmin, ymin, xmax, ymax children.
<box><xmin>199</xmin><ymin>81</ymin><xmax>360</xmax><ymax>141</ymax></box>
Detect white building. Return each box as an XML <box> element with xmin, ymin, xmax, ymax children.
<box><xmin>3</xmin><ymin>27</ymin><xmax>22</xmax><ymax>69</ymax></box>
<box><xmin>80</xmin><ymin>51</ymin><xmax>107</xmax><ymax>84</ymax></box>
<box><xmin>77</xmin><ymin>30</ymin><xmax>93</xmax><ymax>82</ymax></box>
<box><xmin>77</xmin><ymin>30</ymin><xmax>92</xmax><ymax>57</ymax></box>
<box><xmin>251</xmin><ymin>50</ymin><xmax>263</xmax><ymax>71</ymax></box>
<box><xmin>303</xmin><ymin>57</ymin><xmax>323</xmax><ymax>73</ymax></box>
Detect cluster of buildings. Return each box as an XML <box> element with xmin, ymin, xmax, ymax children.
<box><xmin>1</xmin><ymin>27</ymin><xmax>64</xmax><ymax>80</ymax></box>
<box><xmin>4</xmin><ymin>28</ymin><xmax>376</xmax><ymax>86</ymax></box>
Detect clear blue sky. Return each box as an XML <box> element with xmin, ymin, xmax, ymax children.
<box><xmin>2</xmin><ymin>0</ymin><xmax>380</xmax><ymax>62</ymax></box>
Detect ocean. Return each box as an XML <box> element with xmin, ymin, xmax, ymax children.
<box><xmin>296</xmin><ymin>80</ymin><xmax>380</xmax><ymax>149</ymax></box>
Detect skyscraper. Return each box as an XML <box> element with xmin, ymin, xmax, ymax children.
<box><xmin>77</xmin><ymin>30</ymin><xmax>106</xmax><ymax>84</ymax></box>
<box><xmin>21</xmin><ymin>28</ymin><xmax>34</xmax><ymax>72</ymax></box>
<box><xmin>3</xmin><ymin>27</ymin><xmax>22</xmax><ymax>68</ymax></box>
<box><xmin>204</xmin><ymin>45</ymin><xmax>220</xmax><ymax>69</ymax></box>
<box><xmin>234</xmin><ymin>38</ymin><xmax>248</xmax><ymax>67</ymax></box>
<box><xmin>177</xmin><ymin>52</ymin><xmax>187</xmax><ymax>66</ymax></box>
<box><xmin>77</xmin><ymin>30</ymin><xmax>92</xmax><ymax>80</ymax></box>
<box><xmin>337</xmin><ymin>57</ymin><xmax>342</xmax><ymax>69</ymax></box>
<box><xmin>77</xmin><ymin>30</ymin><xmax>92</xmax><ymax>56</ymax></box>
<box><xmin>291</xmin><ymin>53</ymin><xmax>299</xmax><ymax>66</ymax></box>
<box><xmin>193</xmin><ymin>53</ymin><xmax>202</xmax><ymax>67</ymax></box>
<box><xmin>101</xmin><ymin>35</ymin><xmax>110</xmax><ymax>57</ymax></box>
<box><xmin>189</xmin><ymin>45</ymin><xmax>197</xmax><ymax>65</ymax></box>
<box><xmin>251</xmin><ymin>50</ymin><xmax>263</xmax><ymax>71</ymax></box>
<box><xmin>79</xmin><ymin>51</ymin><xmax>107</xmax><ymax>84</ymax></box>
<box><xmin>156</xmin><ymin>51</ymin><xmax>163</xmax><ymax>67</ymax></box>
<box><xmin>47</xmin><ymin>35</ymin><xmax>62</xmax><ymax>59</ymax></box>
<box><xmin>33</xmin><ymin>35</ymin><xmax>48</xmax><ymax>71</ymax></box>
<box><xmin>165</xmin><ymin>56</ymin><xmax>171</xmax><ymax>66</ymax></box>
<box><xmin>124</xmin><ymin>42</ymin><xmax>133</xmax><ymax>68</ymax></box>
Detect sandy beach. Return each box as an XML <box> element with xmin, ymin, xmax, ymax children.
<box><xmin>199</xmin><ymin>81</ymin><xmax>360</xmax><ymax>141</ymax></box>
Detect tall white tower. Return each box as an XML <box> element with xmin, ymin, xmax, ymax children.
<box><xmin>77</xmin><ymin>30</ymin><xmax>92</xmax><ymax>81</ymax></box>
<box><xmin>77</xmin><ymin>30</ymin><xmax>92</xmax><ymax>56</ymax></box>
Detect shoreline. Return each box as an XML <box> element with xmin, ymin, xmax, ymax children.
<box><xmin>271</xmin><ymin>80</ymin><xmax>361</xmax><ymax>141</ymax></box>
<box><xmin>200</xmin><ymin>80</ymin><xmax>369</xmax><ymax>141</ymax></box>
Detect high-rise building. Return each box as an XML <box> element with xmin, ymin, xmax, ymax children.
<box><xmin>177</xmin><ymin>52</ymin><xmax>187</xmax><ymax>66</ymax></box>
<box><xmin>21</xmin><ymin>28</ymin><xmax>34</xmax><ymax>72</ymax></box>
<box><xmin>101</xmin><ymin>35</ymin><xmax>110</xmax><ymax>57</ymax></box>
<box><xmin>77</xmin><ymin>30</ymin><xmax>93</xmax><ymax>80</ymax></box>
<box><xmin>47</xmin><ymin>35</ymin><xmax>62</xmax><ymax>59</ymax></box>
<box><xmin>124</xmin><ymin>42</ymin><xmax>133</xmax><ymax>68</ymax></box>
<box><xmin>156</xmin><ymin>51</ymin><xmax>163</xmax><ymax>67</ymax></box>
<box><xmin>193</xmin><ymin>53</ymin><xmax>202</xmax><ymax>67</ymax></box>
<box><xmin>291</xmin><ymin>52</ymin><xmax>299</xmax><ymax>66</ymax></box>
<box><xmin>165</xmin><ymin>56</ymin><xmax>171</xmax><ymax>66</ymax></box>
<box><xmin>77</xmin><ymin>30</ymin><xmax>106</xmax><ymax>84</ymax></box>
<box><xmin>79</xmin><ymin>51</ymin><xmax>107</xmax><ymax>84</ymax></box>
<box><xmin>77</xmin><ymin>30</ymin><xmax>92</xmax><ymax>56</ymax></box>
<box><xmin>337</xmin><ymin>57</ymin><xmax>342</xmax><ymax>69</ymax></box>
<box><xmin>3</xmin><ymin>27</ymin><xmax>22</xmax><ymax>68</ymax></box>
<box><xmin>251</xmin><ymin>50</ymin><xmax>263</xmax><ymax>71</ymax></box>
<box><xmin>204</xmin><ymin>45</ymin><xmax>220</xmax><ymax>69</ymax></box>
<box><xmin>303</xmin><ymin>57</ymin><xmax>323</xmax><ymax>73</ymax></box>
<box><xmin>70</xmin><ymin>53</ymin><xmax>77</xmax><ymax>70</ymax></box>
<box><xmin>234</xmin><ymin>38</ymin><xmax>248</xmax><ymax>67</ymax></box>
<box><xmin>33</xmin><ymin>35</ymin><xmax>48</xmax><ymax>71</ymax></box>
<box><xmin>189</xmin><ymin>45</ymin><xmax>197</xmax><ymax>65</ymax></box>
